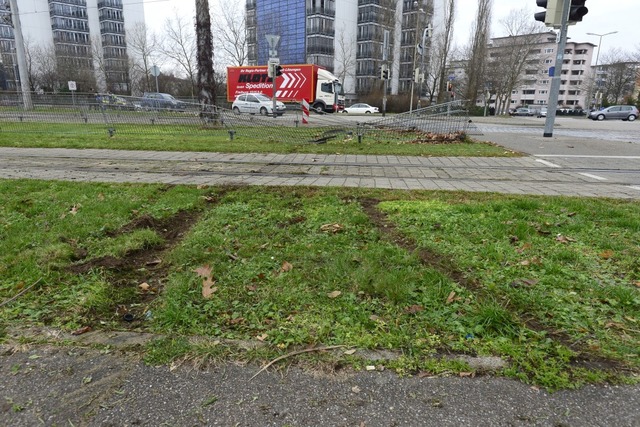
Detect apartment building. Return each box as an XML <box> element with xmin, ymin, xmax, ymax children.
<box><xmin>468</xmin><ymin>31</ymin><xmax>594</xmax><ymax>112</ymax></box>
<box><xmin>0</xmin><ymin>0</ymin><xmax>144</xmax><ymax>93</ymax></box>
<box><xmin>246</xmin><ymin>0</ymin><xmax>441</xmax><ymax>100</ymax></box>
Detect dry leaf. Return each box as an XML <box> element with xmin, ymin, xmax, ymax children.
<box><xmin>556</xmin><ymin>234</ymin><xmax>576</xmax><ymax>244</ymax></box>
<box><xmin>327</xmin><ymin>290</ymin><xmax>342</xmax><ymax>299</ymax></box>
<box><xmin>635</xmin><ymin>281</ymin><xmax>640</xmax><ymax>288</ymax></box>
<box><xmin>344</xmin><ymin>349</ymin><xmax>357</xmax><ymax>355</ymax></box>
<box><xmin>351</xmin><ymin>386</ymin><xmax>361</xmax><ymax>393</ymax></box>
<box><xmin>599</xmin><ymin>250</ymin><xmax>614</xmax><ymax>259</ymax></box>
<box><xmin>202</xmin><ymin>276</ymin><xmax>217</xmax><ymax>299</ymax></box>
<box><xmin>446</xmin><ymin>291</ymin><xmax>456</xmax><ymax>304</ymax></box>
<box><xmin>281</xmin><ymin>261</ymin><xmax>293</xmax><ymax>272</ymax></box>
<box><xmin>196</xmin><ymin>184</ymin><xmax>209</xmax><ymax>189</ymax></box>
<box><xmin>320</xmin><ymin>223</ymin><xmax>344</xmax><ymax>234</ymax></box>
<box><xmin>256</xmin><ymin>333</ymin><xmax>268</xmax><ymax>341</ymax></box>
<box><xmin>404</xmin><ymin>304</ymin><xmax>424</xmax><ymax>314</ymax></box>
<box><xmin>139</xmin><ymin>282</ymin><xmax>151</xmax><ymax>291</ymax></box>
<box><xmin>69</xmin><ymin>205</ymin><xmax>80</xmax><ymax>215</ymax></box>
<box><xmin>520</xmin><ymin>260</ymin><xmax>530</xmax><ymax>266</ymax></box>
<box><xmin>71</xmin><ymin>326</ymin><xmax>91</xmax><ymax>336</ymax></box>
<box><xmin>97</xmin><ymin>193</ymin><xmax>105</xmax><ymax>201</ymax></box>
<box><xmin>459</xmin><ymin>372</ymin><xmax>475</xmax><ymax>378</ymax></box>
<box><xmin>365</xmin><ymin>365</ymin><xmax>376</xmax><ymax>371</ymax></box>
<box><xmin>194</xmin><ymin>265</ymin><xmax>213</xmax><ymax>278</ymax></box>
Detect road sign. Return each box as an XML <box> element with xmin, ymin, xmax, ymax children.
<box><xmin>150</xmin><ymin>65</ymin><xmax>160</xmax><ymax>77</ymax></box>
<box><xmin>67</xmin><ymin>81</ymin><xmax>76</xmax><ymax>91</ymax></box>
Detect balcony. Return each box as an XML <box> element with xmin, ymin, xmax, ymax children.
<box><xmin>307</xmin><ymin>7</ymin><xmax>335</xmax><ymax>17</ymax></box>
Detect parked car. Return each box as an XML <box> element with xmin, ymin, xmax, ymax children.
<box><xmin>342</xmin><ymin>103</ymin><xmax>379</xmax><ymax>114</ymax></box>
<box><xmin>588</xmin><ymin>105</ymin><xmax>638</xmax><ymax>121</ymax></box>
<box><xmin>140</xmin><ymin>92</ymin><xmax>186</xmax><ymax>111</ymax></box>
<box><xmin>537</xmin><ymin>107</ymin><xmax>547</xmax><ymax>118</ymax></box>
<box><xmin>510</xmin><ymin>107</ymin><xmax>534</xmax><ymax>116</ymax></box>
<box><xmin>231</xmin><ymin>93</ymin><xmax>286</xmax><ymax>116</ymax></box>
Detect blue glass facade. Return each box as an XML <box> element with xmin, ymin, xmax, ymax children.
<box><xmin>256</xmin><ymin>0</ymin><xmax>306</xmax><ymax>65</ymax></box>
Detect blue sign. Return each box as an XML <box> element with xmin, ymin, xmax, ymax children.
<box><xmin>549</xmin><ymin>66</ymin><xmax>555</xmax><ymax>77</ymax></box>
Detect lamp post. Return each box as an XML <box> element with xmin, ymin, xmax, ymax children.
<box><xmin>409</xmin><ymin>1</ymin><xmax>425</xmax><ymax>113</ymax></box>
<box><xmin>586</xmin><ymin>31</ymin><xmax>617</xmax><ymax>110</ymax></box>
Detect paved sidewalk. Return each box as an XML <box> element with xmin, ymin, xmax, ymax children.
<box><xmin>1</xmin><ymin>146</ymin><xmax>639</xmax><ymax>199</ymax></box>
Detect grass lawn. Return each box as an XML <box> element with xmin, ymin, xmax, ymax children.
<box><xmin>1</xmin><ymin>180</ymin><xmax>638</xmax><ymax>391</ymax></box>
<box><xmin>0</xmin><ymin>122</ymin><xmax>517</xmax><ymax>157</ymax></box>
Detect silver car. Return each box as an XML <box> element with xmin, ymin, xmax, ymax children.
<box><xmin>588</xmin><ymin>105</ymin><xmax>638</xmax><ymax>121</ymax></box>
<box><xmin>232</xmin><ymin>93</ymin><xmax>286</xmax><ymax>116</ymax></box>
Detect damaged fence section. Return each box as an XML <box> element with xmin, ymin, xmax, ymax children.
<box><xmin>0</xmin><ymin>93</ymin><xmax>479</xmax><ymax>143</ymax></box>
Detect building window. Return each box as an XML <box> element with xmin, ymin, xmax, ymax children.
<box><xmin>544</xmin><ymin>48</ymin><xmax>554</xmax><ymax>54</ymax></box>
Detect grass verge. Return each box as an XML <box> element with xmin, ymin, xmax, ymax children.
<box><xmin>1</xmin><ymin>180</ymin><xmax>637</xmax><ymax>391</ymax></box>
<box><xmin>0</xmin><ymin>122</ymin><xmax>516</xmax><ymax>157</ymax></box>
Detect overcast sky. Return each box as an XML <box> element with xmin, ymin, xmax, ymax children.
<box><xmin>143</xmin><ymin>0</ymin><xmax>638</xmax><ymax>63</ymax></box>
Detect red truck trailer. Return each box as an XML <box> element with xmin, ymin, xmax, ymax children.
<box><xmin>227</xmin><ymin>64</ymin><xmax>344</xmax><ymax>113</ymax></box>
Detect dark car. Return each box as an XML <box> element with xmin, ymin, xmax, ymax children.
<box><xmin>140</xmin><ymin>92</ymin><xmax>187</xmax><ymax>111</ymax></box>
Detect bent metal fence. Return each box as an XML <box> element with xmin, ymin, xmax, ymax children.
<box><xmin>0</xmin><ymin>93</ymin><xmax>478</xmax><ymax>144</ymax></box>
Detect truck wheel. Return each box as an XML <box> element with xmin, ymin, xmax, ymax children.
<box><xmin>233</xmin><ymin>107</ymin><xmax>241</xmax><ymax>115</ymax></box>
<box><xmin>260</xmin><ymin>107</ymin><xmax>268</xmax><ymax>116</ymax></box>
<box><xmin>312</xmin><ymin>103</ymin><xmax>325</xmax><ymax>114</ymax></box>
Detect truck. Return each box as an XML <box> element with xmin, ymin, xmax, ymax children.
<box><xmin>227</xmin><ymin>64</ymin><xmax>344</xmax><ymax>113</ymax></box>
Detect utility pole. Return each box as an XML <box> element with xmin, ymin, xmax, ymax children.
<box><xmin>8</xmin><ymin>0</ymin><xmax>32</xmax><ymax>110</ymax></box>
<box><xmin>543</xmin><ymin>0</ymin><xmax>570</xmax><ymax>138</ymax></box>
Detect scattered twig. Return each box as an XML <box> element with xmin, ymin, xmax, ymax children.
<box><xmin>0</xmin><ymin>278</ymin><xmax>43</xmax><ymax>308</ymax></box>
<box><xmin>250</xmin><ymin>345</ymin><xmax>346</xmax><ymax>381</ymax></box>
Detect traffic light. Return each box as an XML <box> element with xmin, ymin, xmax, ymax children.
<box><xmin>568</xmin><ymin>0</ymin><xmax>588</xmax><ymax>24</ymax></box>
<box><xmin>275</xmin><ymin>65</ymin><xmax>283</xmax><ymax>76</ymax></box>
<box><xmin>380</xmin><ymin>65</ymin><xmax>389</xmax><ymax>80</ymax></box>
<box><xmin>534</xmin><ymin>0</ymin><xmax>562</xmax><ymax>28</ymax></box>
<box><xmin>447</xmin><ymin>82</ymin><xmax>453</xmax><ymax>92</ymax></box>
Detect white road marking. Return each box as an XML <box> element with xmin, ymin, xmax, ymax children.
<box><xmin>578</xmin><ymin>173</ymin><xmax>608</xmax><ymax>181</ymax></box>
<box><xmin>629</xmin><ymin>186</ymin><xmax>640</xmax><ymax>191</ymax></box>
<box><xmin>535</xmin><ymin>159</ymin><xmax>561</xmax><ymax>168</ymax></box>
<box><xmin>536</xmin><ymin>155</ymin><xmax>640</xmax><ymax>159</ymax></box>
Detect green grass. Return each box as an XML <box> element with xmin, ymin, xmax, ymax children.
<box><xmin>0</xmin><ymin>121</ymin><xmax>515</xmax><ymax>157</ymax></box>
<box><xmin>0</xmin><ymin>181</ymin><xmax>638</xmax><ymax>391</ymax></box>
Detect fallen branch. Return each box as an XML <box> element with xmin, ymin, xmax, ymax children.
<box><xmin>0</xmin><ymin>278</ymin><xmax>43</xmax><ymax>308</ymax></box>
<box><xmin>250</xmin><ymin>345</ymin><xmax>346</xmax><ymax>381</ymax></box>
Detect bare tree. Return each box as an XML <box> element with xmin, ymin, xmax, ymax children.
<box><xmin>127</xmin><ymin>22</ymin><xmax>158</xmax><ymax>94</ymax></box>
<box><xmin>334</xmin><ymin>25</ymin><xmax>357</xmax><ymax>93</ymax></box>
<box><xmin>598</xmin><ymin>49</ymin><xmax>637</xmax><ymax>105</ymax></box>
<box><xmin>30</xmin><ymin>43</ymin><xmax>58</xmax><ymax>92</ymax></box>
<box><xmin>463</xmin><ymin>0</ymin><xmax>492</xmax><ymax>107</ymax></box>
<box><xmin>485</xmin><ymin>9</ymin><xmax>545</xmax><ymax>114</ymax></box>
<box><xmin>195</xmin><ymin>0</ymin><xmax>216</xmax><ymax>110</ymax></box>
<box><xmin>211</xmin><ymin>0</ymin><xmax>246</xmax><ymax>67</ymax></box>
<box><xmin>161</xmin><ymin>12</ymin><xmax>197</xmax><ymax>97</ymax></box>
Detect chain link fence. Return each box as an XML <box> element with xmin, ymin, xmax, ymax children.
<box><xmin>0</xmin><ymin>93</ymin><xmax>478</xmax><ymax>143</ymax></box>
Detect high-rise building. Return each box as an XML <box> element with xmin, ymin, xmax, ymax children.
<box><xmin>0</xmin><ymin>0</ymin><xmax>144</xmax><ymax>93</ymax></box>
<box><xmin>246</xmin><ymin>0</ymin><xmax>438</xmax><ymax>100</ymax></box>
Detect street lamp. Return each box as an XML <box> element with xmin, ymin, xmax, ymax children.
<box><xmin>586</xmin><ymin>31</ymin><xmax>617</xmax><ymax>110</ymax></box>
<box><xmin>409</xmin><ymin>1</ymin><xmax>425</xmax><ymax>113</ymax></box>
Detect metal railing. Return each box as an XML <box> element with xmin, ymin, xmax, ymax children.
<box><xmin>0</xmin><ymin>93</ymin><xmax>476</xmax><ymax>143</ymax></box>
